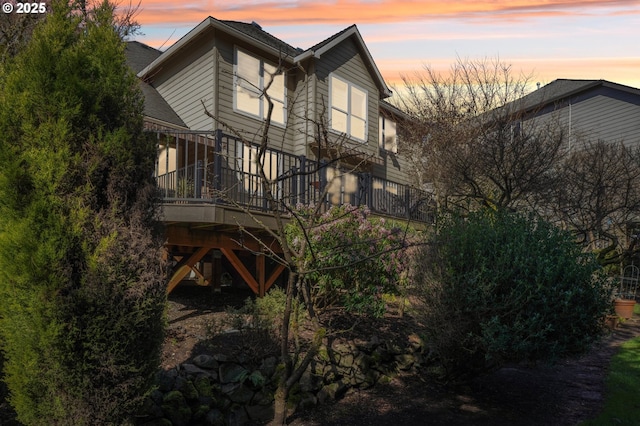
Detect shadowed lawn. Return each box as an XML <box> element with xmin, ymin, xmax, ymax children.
<box><xmin>581</xmin><ymin>304</ymin><xmax>640</xmax><ymax>426</ymax></box>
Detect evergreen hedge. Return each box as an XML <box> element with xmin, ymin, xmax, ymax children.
<box><xmin>412</xmin><ymin>209</ymin><xmax>611</xmax><ymax>378</ymax></box>
<box><xmin>0</xmin><ymin>1</ymin><xmax>166</xmax><ymax>423</ymax></box>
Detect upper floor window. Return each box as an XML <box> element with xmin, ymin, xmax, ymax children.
<box><xmin>379</xmin><ymin>116</ymin><xmax>397</xmax><ymax>153</ymax></box>
<box><xmin>234</xmin><ymin>48</ymin><xmax>286</xmax><ymax>125</ymax></box>
<box><xmin>329</xmin><ymin>74</ymin><xmax>368</xmax><ymax>141</ymax></box>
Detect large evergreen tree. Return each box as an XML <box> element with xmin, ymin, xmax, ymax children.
<box><xmin>0</xmin><ymin>1</ymin><xmax>166</xmax><ymax>423</ymax></box>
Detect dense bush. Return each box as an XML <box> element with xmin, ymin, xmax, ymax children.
<box><xmin>0</xmin><ymin>2</ymin><xmax>166</xmax><ymax>424</ymax></box>
<box><xmin>412</xmin><ymin>209</ymin><xmax>611</xmax><ymax>378</ymax></box>
<box><xmin>286</xmin><ymin>205</ymin><xmax>413</xmax><ymax>317</ymax></box>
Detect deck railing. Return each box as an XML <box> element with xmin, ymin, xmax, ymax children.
<box><xmin>151</xmin><ymin>128</ymin><xmax>434</xmax><ymax>223</ymax></box>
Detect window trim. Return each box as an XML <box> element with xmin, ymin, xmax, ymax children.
<box><xmin>329</xmin><ymin>73</ymin><xmax>368</xmax><ymax>142</ymax></box>
<box><xmin>233</xmin><ymin>47</ymin><xmax>287</xmax><ymax>126</ymax></box>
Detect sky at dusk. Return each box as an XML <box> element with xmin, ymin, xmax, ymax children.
<box><xmin>132</xmin><ymin>0</ymin><xmax>640</xmax><ymax>92</ymax></box>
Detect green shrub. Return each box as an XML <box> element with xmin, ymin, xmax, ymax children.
<box><xmin>0</xmin><ymin>2</ymin><xmax>166</xmax><ymax>424</ymax></box>
<box><xmin>412</xmin><ymin>209</ymin><xmax>611</xmax><ymax>378</ymax></box>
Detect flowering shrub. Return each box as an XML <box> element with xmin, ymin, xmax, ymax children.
<box><xmin>286</xmin><ymin>205</ymin><xmax>414</xmax><ymax>317</ymax></box>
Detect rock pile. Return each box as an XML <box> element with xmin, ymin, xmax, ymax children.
<box><xmin>136</xmin><ymin>333</ymin><xmax>428</xmax><ymax>425</ymax></box>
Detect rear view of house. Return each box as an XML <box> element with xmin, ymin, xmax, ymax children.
<box><xmin>125</xmin><ymin>17</ymin><xmax>430</xmax><ymax>295</ymax></box>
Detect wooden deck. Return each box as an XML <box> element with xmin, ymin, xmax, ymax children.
<box><xmin>150</xmin><ymin>124</ymin><xmax>433</xmax><ymax>294</ymax></box>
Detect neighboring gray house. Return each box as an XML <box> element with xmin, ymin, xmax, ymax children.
<box><xmin>509</xmin><ymin>79</ymin><xmax>640</xmax><ymax>149</ymax></box>
<box><xmin>125</xmin><ymin>17</ymin><xmax>428</xmax><ymax>294</ymax></box>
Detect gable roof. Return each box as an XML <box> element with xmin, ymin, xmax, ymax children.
<box><xmin>136</xmin><ymin>17</ymin><xmax>392</xmax><ymax>99</ymax></box>
<box><xmin>137</xmin><ymin>17</ymin><xmax>300</xmax><ymax>80</ymax></box>
<box><xmin>294</xmin><ymin>25</ymin><xmax>392</xmax><ymax>98</ymax></box>
<box><xmin>220</xmin><ymin>20</ymin><xmax>301</xmax><ymax>57</ymax></box>
<box><xmin>125</xmin><ymin>41</ymin><xmax>162</xmax><ymax>73</ymax></box>
<box><xmin>513</xmin><ymin>79</ymin><xmax>640</xmax><ymax>115</ymax></box>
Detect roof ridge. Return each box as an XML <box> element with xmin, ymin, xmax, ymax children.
<box><xmin>220</xmin><ymin>19</ymin><xmax>300</xmax><ymax>55</ymax></box>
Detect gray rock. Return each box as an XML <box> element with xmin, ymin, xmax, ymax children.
<box><xmin>259</xmin><ymin>356</ymin><xmax>278</xmax><ymax>378</ymax></box>
<box><xmin>246</xmin><ymin>402</ymin><xmax>275</xmax><ymax>422</ymax></box>
<box><xmin>182</xmin><ymin>362</ymin><xmax>216</xmax><ymax>378</ymax></box>
<box><xmin>226</xmin><ymin>405</ymin><xmax>249</xmax><ymax>426</ymax></box>
<box><xmin>193</xmin><ymin>354</ymin><xmax>219</xmax><ymax>369</ymax></box>
<box><xmin>227</xmin><ymin>383</ymin><xmax>254</xmax><ymax>404</ymax></box>
<box><xmin>205</xmin><ymin>408</ymin><xmax>225</xmax><ymax>426</ymax></box>
<box><xmin>156</xmin><ymin>368</ymin><xmax>177</xmax><ymax>392</ymax></box>
<box><xmin>161</xmin><ymin>390</ymin><xmax>192</xmax><ymax>426</ymax></box>
<box><xmin>219</xmin><ymin>363</ymin><xmax>249</xmax><ymax>384</ymax></box>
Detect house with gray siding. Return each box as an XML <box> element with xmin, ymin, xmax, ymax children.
<box><xmin>125</xmin><ymin>17</ymin><xmax>428</xmax><ymax>294</ymax></box>
<box><xmin>509</xmin><ymin>79</ymin><xmax>640</xmax><ymax>150</ymax></box>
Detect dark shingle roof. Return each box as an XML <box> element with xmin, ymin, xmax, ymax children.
<box><xmin>513</xmin><ymin>79</ymin><xmax>640</xmax><ymax>113</ymax></box>
<box><xmin>125</xmin><ymin>41</ymin><xmax>187</xmax><ymax>128</ymax></box>
<box><xmin>220</xmin><ymin>20</ymin><xmax>301</xmax><ymax>57</ymax></box>
<box><xmin>125</xmin><ymin>41</ymin><xmax>162</xmax><ymax>73</ymax></box>
<box><xmin>306</xmin><ymin>24</ymin><xmax>357</xmax><ymax>52</ymax></box>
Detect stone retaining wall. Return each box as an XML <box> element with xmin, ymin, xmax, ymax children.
<box><xmin>136</xmin><ymin>333</ymin><xmax>427</xmax><ymax>425</ymax></box>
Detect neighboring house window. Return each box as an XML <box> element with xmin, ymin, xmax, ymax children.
<box><xmin>329</xmin><ymin>74</ymin><xmax>368</xmax><ymax>141</ymax></box>
<box><xmin>379</xmin><ymin>116</ymin><xmax>398</xmax><ymax>153</ymax></box>
<box><xmin>234</xmin><ymin>48</ymin><xmax>286</xmax><ymax>125</ymax></box>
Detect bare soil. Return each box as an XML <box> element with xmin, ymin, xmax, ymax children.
<box><xmin>165</xmin><ymin>285</ymin><xmax>640</xmax><ymax>426</ymax></box>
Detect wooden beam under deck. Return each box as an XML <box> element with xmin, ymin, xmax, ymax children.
<box><xmin>165</xmin><ymin>223</ymin><xmax>285</xmax><ymax>295</ymax></box>
<box><xmin>167</xmin><ymin>246</ymin><xmax>210</xmax><ymax>294</ymax></box>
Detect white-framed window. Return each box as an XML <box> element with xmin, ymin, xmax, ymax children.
<box><xmin>329</xmin><ymin>74</ymin><xmax>368</xmax><ymax>141</ymax></box>
<box><xmin>234</xmin><ymin>48</ymin><xmax>286</xmax><ymax>125</ymax></box>
<box><xmin>379</xmin><ymin>115</ymin><xmax>398</xmax><ymax>153</ymax></box>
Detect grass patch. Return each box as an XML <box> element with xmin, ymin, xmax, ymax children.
<box><xmin>635</xmin><ymin>303</ymin><xmax>640</xmax><ymax>315</ymax></box>
<box><xmin>581</xmin><ymin>336</ymin><xmax>640</xmax><ymax>425</ymax></box>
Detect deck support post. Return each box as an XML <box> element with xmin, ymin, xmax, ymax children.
<box><xmin>167</xmin><ymin>246</ymin><xmax>210</xmax><ymax>294</ymax></box>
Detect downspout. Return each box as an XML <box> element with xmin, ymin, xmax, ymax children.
<box><xmin>212</xmin><ymin>45</ymin><xmax>220</xmax><ymax>132</ymax></box>
<box><xmin>568</xmin><ymin>101</ymin><xmax>572</xmax><ymax>151</ymax></box>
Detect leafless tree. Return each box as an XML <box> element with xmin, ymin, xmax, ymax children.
<box><xmin>0</xmin><ymin>1</ymin><xmax>48</xmax><ymax>60</ymax></box>
<box><xmin>1</xmin><ymin>0</ymin><xmax>140</xmax><ymax>61</ymax></box>
<box><xmin>396</xmin><ymin>57</ymin><xmax>567</xmax><ymax>213</ymax></box>
<box><xmin>552</xmin><ymin>139</ymin><xmax>640</xmax><ymax>265</ymax></box>
<box><xmin>200</xmin><ymin>57</ymin><xmax>413</xmax><ymax>425</ymax></box>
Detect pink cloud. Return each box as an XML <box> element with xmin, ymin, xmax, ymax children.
<box><xmin>133</xmin><ymin>0</ymin><xmax>640</xmax><ymax>27</ymax></box>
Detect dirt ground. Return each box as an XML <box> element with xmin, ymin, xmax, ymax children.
<box><xmin>165</xmin><ymin>285</ymin><xmax>640</xmax><ymax>426</ymax></box>
<box><xmin>1</xmin><ymin>285</ymin><xmax>636</xmax><ymax>425</ymax></box>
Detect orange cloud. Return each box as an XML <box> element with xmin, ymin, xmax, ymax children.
<box><xmin>134</xmin><ymin>0</ymin><xmax>640</xmax><ymax>27</ymax></box>
<box><xmin>382</xmin><ymin>57</ymin><xmax>640</xmax><ymax>90</ymax></box>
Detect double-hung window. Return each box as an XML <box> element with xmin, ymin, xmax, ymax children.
<box><xmin>329</xmin><ymin>74</ymin><xmax>368</xmax><ymax>141</ymax></box>
<box><xmin>235</xmin><ymin>48</ymin><xmax>286</xmax><ymax>125</ymax></box>
<box><xmin>379</xmin><ymin>116</ymin><xmax>398</xmax><ymax>153</ymax></box>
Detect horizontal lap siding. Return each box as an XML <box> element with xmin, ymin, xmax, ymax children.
<box><xmin>315</xmin><ymin>39</ymin><xmax>380</xmax><ymax>159</ymax></box>
<box><xmin>314</xmin><ymin>39</ymin><xmax>412</xmax><ymax>186</ymax></box>
<box><xmin>155</xmin><ymin>37</ymin><xmax>216</xmax><ymax>131</ymax></box>
<box><xmin>571</xmin><ymin>96</ymin><xmax>640</xmax><ymax>149</ymax></box>
<box><xmin>291</xmin><ymin>71</ymin><xmax>313</xmax><ymax>157</ymax></box>
<box><xmin>215</xmin><ymin>37</ymin><xmax>291</xmax><ymax>152</ymax></box>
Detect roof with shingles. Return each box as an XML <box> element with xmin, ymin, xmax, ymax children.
<box><xmin>124</xmin><ymin>41</ymin><xmax>187</xmax><ymax>128</ymax></box>
<box><xmin>220</xmin><ymin>20</ymin><xmax>301</xmax><ymax>57</ymax></box>
<box><xmin>306</xmin><ymin>24</ymin><xmax>357</xmax><ymax>52</ymax></box>
<box><xmin>513</xmin><ymin>79</ymin><xmax>640</xmax><ymax>113</ymax></box>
